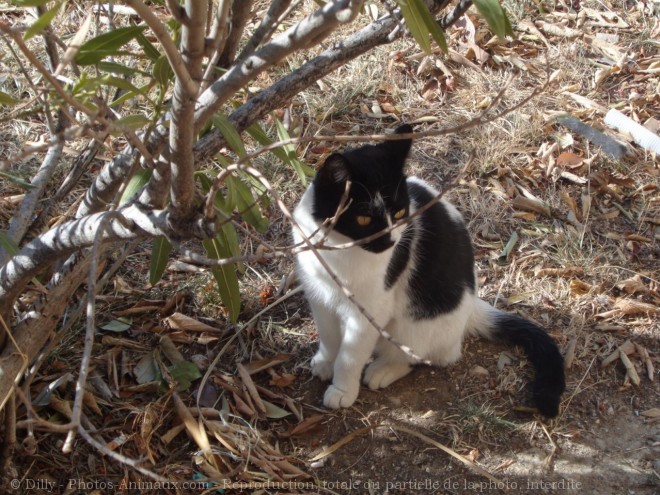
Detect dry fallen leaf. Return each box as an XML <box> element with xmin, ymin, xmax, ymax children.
<box><xmin>269</xmin><ymin>372</ymin><xmax>297</xmax><ymax>388</ymax></box>
<box><xmin>616</xmin><ymin>275</ymin><xmax>648</xmax><ymax>295</ymax></box>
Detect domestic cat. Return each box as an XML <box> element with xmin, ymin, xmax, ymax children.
<box><xmin>292</xmin><ymin>124</ymin><xmax>565</xmax><ymax>417</ymax></box>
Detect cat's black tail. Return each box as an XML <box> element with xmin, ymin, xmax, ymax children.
<box><xmin>469</xmin><ymin>299</ymin><xmax>565</xmax><ymax>417</ymax></box>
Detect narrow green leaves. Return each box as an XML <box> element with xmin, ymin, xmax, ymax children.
<box><xmin>119</xmin><ymin>168</ymin><xmax>151</xmax><ymax>205</ymax></box>
<box><xmin>211</xmin><ymin>114</ymin><xmax>247</xmax><ymax>159</ymax></box>
<box><xmin>24</xmin><ymin>1</ymin><xmax>62</xmax><ymax>40</ymax></box>
<box><xmin>226</xmin><ymin>175</ymin><xmax>268</xmax><ymax>232</ymax></box>
<box><xmin>273</xmin><ymin>120</ymin><xmax>315</xmax><ymax>185</ymax></box>
<box><xmin>203</xmin><ymin>235</ymin><xmax>241</xmax><ymax>324</ymax></box>
<box><xmin>0</xmin><ymin>91</ymin><xmax>19</xmax><ymax>106</ymax></box>
<box><xmin>153</xmin><ymin>55</ymin><xmax>174</xmax><ymax>87</ymax></box>
<box><xmin>398</xmin><ymin>0</ymin><xmax>447</xmax><ymax>54</ymax></box>
<box><xmin>0</xmin><ymin>170</ymin><xmax>35</xmax><ymax>189</ymax></box>
<box><xmin>149</xmin><ymin>237</ymin><xmax>173</xmax><ymax>286</ymax></box>
<box><xmin>135</xmin><ymin>32</ymin><xmax>161</xmax><ymax>61</ymax></box>
<box><xmin>473</xmin><ymin>0</ymin><xmax>514</xmax><ymax>39</ymax></box>
<box><xmin>75</xmin><ymin>26</ymin><xmax>146</xmax><ymax>65</ymax></box>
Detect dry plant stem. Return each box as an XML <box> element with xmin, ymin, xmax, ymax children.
<box><xmin>0</xmin><ymin>205</ymin><xmax>167</xmax><ymax>308</ymax></box>
<box><xmin>0</xmin><ymin>24</ymin><xmax>108</xmax><ymax>131</ymax></box>
<box><xmin>196</xmin><ymin>286</ymin><xmax>303</xmax><ymax>409</ymax></box>
<box><xmin>0</xmin><ymin>395</ymin><xmax>16</xmax><ymax>474</ymax></box>
<box><xmin>0</xmin><ymin>250</ymin><xmax>92</xmax><ymax>412</ymax></box>
<box><xmin>236</xmin><ymin>0</ymin><xmax>293</xmax><ymax>62</ymax></box>
<box><xmin>168</xmin><ymin>0</ymin><xmax>207</xmax><ymax>221</ymax></box>
<box><xmin>440</xmin><ymin>0</ymin><xmax>472</xmax><ymax>28</ymax></box>
<box><xmin>215</xmin><ymin>0</ymin><xmax>255</xmax><ymax>68</ymax></box>
<box><xmin>123</xmin><ymin>0</ymin><xmax>198</xmax><ymax>96</ymax></box>
<box><xmin>194</xmin><ymin>0</ymin><xmax>362</xmax><ymax>129</ymax></box>
<box><xmin>0</xmin><ymin>124</ymin><xmax>86</xmax><ymax>171</ymax></box>
<box><xmin>165</xmin><ymin>0</ymin><xmax>188</xmax><ymax>24</ymax></box>
<box><xmin>62</xmin><ymin>213</ymin><xmax>120</xmax><ymax>453</ymax></box>
<box><xmin>200</xmin><ymin>0</ymin><xmax>232</xmax><ymax>90</ymax></box>
<box><xmin>77</xmin><ymin>427</ymin><xmax>170</xmax><ymax>482</ymax></box>
<box><xmin>0</xmin><ymin>142</ymin><xmax>64</xmax><ymax>264</ymax></box>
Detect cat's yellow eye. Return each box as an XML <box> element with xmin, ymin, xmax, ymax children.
<box><xmin>393</xmin><ymin>208</ymin><xmax>406</xmax><ymax>220</ymax></box>
<box><xmin>356</xmin><ymin>215</ymin><xmax>372</xmax><ymax>226</ymax></box>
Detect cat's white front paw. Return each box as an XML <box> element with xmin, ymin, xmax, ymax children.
<box><xmin>310</xmin><ymin>352</ymin><xmax>334</xmax><ymax>381</ymax></box>
<box><xmin>323</xmin><ymin>383</ymin><xmax>359</xmax><ymax>409</ymax></box>
<box><xmin>364</xmin><ymin>359</ymin><xmax>412</xmax><ymax>390</ymax></box>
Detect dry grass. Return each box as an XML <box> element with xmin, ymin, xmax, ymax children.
<box><xmin>1</xmin><ymin>0</ymin><xmax>659</xmax><ymax>493</ymax></box>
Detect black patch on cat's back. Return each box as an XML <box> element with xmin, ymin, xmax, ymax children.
<box><xmin>385</xmin><ymin>224</ymin><xmax>414</xmax><ymax>289</ymax></box>
<box><xmin>406</xmin><ymin>181</ymin><xmax>475</xmax><ymax>320</ymax></box>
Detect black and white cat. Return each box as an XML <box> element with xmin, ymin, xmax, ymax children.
<box><xmin>292</xmin><ymin>125</ymin><xmax>565</xmax><ymax>417</ymax></box>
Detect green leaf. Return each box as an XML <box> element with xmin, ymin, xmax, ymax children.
<box><xmin>152</xmin><ymin>55</ymin><xmax>174</xmax><ymax>87</ymax></box>
<box><xmin>135</xmin><ymin>31</ymin><xmax>161</xmax><ymax>61</ymax></box>
<box><xmin>99</xmin><ymin>75</ymin><xmax>146</xmax><ymax>95</ymax></box>
<box><xmin>98</xmin><ymin>61</ymin><xmax>149</xmax><ymax>77</ymax></box>
<box><xmin>226</xmin><ymin>175</ymin><xmax>268</xmax><ymax>232</ymax></box>
<box><xmin>196</xmin><ymin>173</ymin><xmax>242</xmax><ymax>269</ymax></box>
<box><xmin>13</xmin><ymin>0</ymin><xmax>52</xmax><ymax>6</ymax></box>
<box><xmin>114</xmin><ymin>114</ymin><xmax>152</xmax><ymax>133</ymax></box>
<box><xmin>24</xmin><ymin>1</ymin><xmax>62</xmax><ymax>40</ymax></box>
<box><xmin>101</xmin><ymin>318</ymin><xmax>132</xmax><ymax>332</ymax></box>
<box><xmin>75</xmin><ymin>25</ymin><xmax>146</xmax><ymax>65</ymax></box>
<box><xmin>168</xmin><ymin>360</ymin><xmax>201</xmax><ymax>392</ymax></box>
<box><xmin>246</xmin><ymin>123</ymin><xmax>288</xmax><ymax>164</ymax></box>
<box><xmin>473</xmin><ymin>0</ymin><xmax>514</xmax><ymax>39</ymax></box>
<box><xmin>0</xmin><ymin>170</ymin><xmax>35</xmax><ymax>189</ymax></box>
<box><xmin>0</xmin><ymin>91</ymin><xmax>19</xmax><ymax>106</ymax></box>
<box><xmin>203</xmin><ymin>235</ymin><xmax>241</xmax><ymax>323</ymax></box>
<box><xmin>149</xmin><ymin>237</ymin><xmax>172</xmax><ymax>286</ymax></box>
<box><xmin>411</xmin><ymin>0</ymin><xmax>448</xmax><ymax>53</ymax></box>
<box><xmin>0</xmin><ymin>231</ymin><xmax>19</xmax><ymax>257</ymax></box>
<box><xmin>274</xmin><ymin>119</ymin><xmax>314</xmax><ymax>185</ymax></box>
<box><xmin>119</xmin><ymin>168</ymin><xmax>152</xmax><ymax>205</ymax></box>
<box><xmin>211</xmin><ymin>114</ymin><xmax>246</xmax><ymax>159</ymax></box>
<box><xmin>399</xmin><ymin>0</ymin><xmax>431</xmax><ymax>53</ymax></box>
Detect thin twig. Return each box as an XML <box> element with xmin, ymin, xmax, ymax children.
<box><xmin>123</xmin><ymin>0</ymin><xmax>198</xmax><ymax>96</ymax></box>
<box><xmin>62</xmin><ymin>211</ymin><xmax>126</xmax><ymax>453</ymax></box>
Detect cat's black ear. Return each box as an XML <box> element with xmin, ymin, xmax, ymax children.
<box><xmin>386</xmin><ymin>124</ymin><xmax>413</xmax><ymax>159</ymax></box>
<box><xmin>316</xmin><ymin>153</ymin><xmax>350</xmax><ymax>184</ymax></box>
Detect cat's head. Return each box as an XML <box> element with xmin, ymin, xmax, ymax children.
<box><xmin>311</xmin><ymin>124</ymin><xmax>413</xmax><ymax>253</ymax></box>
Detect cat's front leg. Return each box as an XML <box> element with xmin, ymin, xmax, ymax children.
<box><xmin>324</xmin><ymin>314</ymin><xmax>380</xmax><ymax>409</ymax></box>
<box><xmin>309</xmin><ymin>300</ymin><xmax>341</xmax><ymax>381</ymax></box>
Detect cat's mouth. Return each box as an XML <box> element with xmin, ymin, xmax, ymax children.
<box><xmin>362</xmin><ymin>236</ymin><xmax>395</xmax><ymax>253</ymax></box>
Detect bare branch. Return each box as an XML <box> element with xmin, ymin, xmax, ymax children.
<box><xmin>62</xmin><ymin>212</ymin><xmax>119</xmax><ymax>453</ymax></box>
<box><xmin>215</xmin><ymin>0</ymin><xmax>255</xmax><ymax>68</ymax></box>
<box><xmin>194</xmin><ymin>0</ymin><xmax>363</xmax><ymax>129</ymax></box>
<box><xmin>123</xmin><ymin>0</ymin><xmax>199</xmax><ymax>96</ymax></box>
<box><xmin>1</xmin><ymin>143</ymin><xmax>64</xmax><ymax>264</ymax></box>
<box><xmin>194</xmin><ymin>0</ymin><xmax>470</xmax><ymax>160</ymax></box>
<box><xmin>236</xmin><ymin>0</ymin><xmax>293</xmax><ymax>62</ymax></box>
<box><xmin>201</xmin><ymin>0</ymin><xmax>232</xmax><ymax>90</ymax></box>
